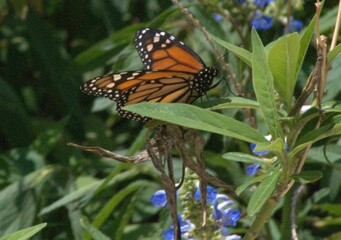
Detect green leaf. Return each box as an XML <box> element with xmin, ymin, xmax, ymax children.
<box><xmin>0</xmin><ymin>167</ymin><xmax>55</xmax><ymax>236</ymax></box>
<box><xmin>26</xmin><ymin>10</ymin><xmax>81</xmax><ymax>116</ymax></box>
<box><xmin>247</xmin><ymin>171</ymin><xmax>280</xmax><ymax>216</ymax></box>
<box><xmin>324</xmin><ymin>101</ymin><xmax>341</xmax><ymax>114</ymax></box>
<box><xmin>208</xmin><ymin>32</ymin><xmax>252</xmax><ymax>66</ymax></box>
<box><xmin>308</xmin><ymin>144</ymin><xmax>341</xmax><ymax>164</ymax></box>
<box><xmin>319</xmin><ymin>5</ymin><xmax>338</xmax><ymax>33</ymax></box>
<box><xmin>222</xmin><ymin>152</ymin><xmax>266</xmax><ymax>164</ymax></box>
<box><xmin>292</xmin><ymin>170</ymin><xmax>323</xmax><ymax>183</ymax></box>
<box><xmin>80</xmin><ymin>217</ymin><xmax>111</xmax><ymax>240</ymax></box>
<box><xmin>124</xmin><ymin>103</ymin><xmax>267</xmax><ymax>143</ymax></box>
<box><xmin>114</xmin><ymin>192</ymin><xmax>139</xmax><ymax>240</ymax></box>
<box><xmin>296</xmin><ymin>16</ymin><xmax>316</xmax><ymax>83</ymax></box>
<box><xmin>328</xmin><ymin>43</ymin><xmax>341</xmax><ymax>63</ymax></box>
<box><xmin>209</xmin><ymin>97</ymin><xmax>260</xmax><ymax>110</ymax></box>
<box><xmin>92</xmin><ymin>181</ymin><xmax>147</xmax><ymax>228</ymax></box>
<box><xmin>236</xmin><ymin>175</ymin><xmax>266</xmax><ymax>195</ymax></box>
<box><xmin>320</xmin><ymin>204</ymin><xmax>341</xmax><ymax>216</ymax></box>
<box><xmin>0</xmin><ymin>223</ymin><xmax>47</xmax><ymax>240</ymax></box>
<box><xmin>39</xmin><ymin>180</ymin><xmax>101</xmax><ymax>216</ymax></box>
<box><xmin>268</xmin><ymin>33</ymin><xmax>300</xmax><ymax>108</ymax></box>
<box><xmin>290</xmin><ymin>115</ymin><xmax>341</xmax><ymax>159</ymax></box>
<box><xmin>325</xmin><ymin>56</ymin><xmax>341</xmax><ymax>101</ymax></box>
<box><xmin>254</xmin><ymin>138</ymin><xmax>285</xmax><ymax>153</ymax></box>
<box><xmin>251</xmin><ymin>29</ymin><xmax>283</xmax><ymax>140</ymax></box>
<box><xmin>39</xmin><ymin>168</ymin><xmax>139</xmax><ymax>216</ymax></box>
<box><xmin>72</xmin><ymin>7</ymin><xmax>181</xmax><ymax>73</ymax></box>
<box><xmin>298</xmin><ymin>188</ymin><xmax>329</xmax><ymax>218</ymax></box>
<box><xmin>72</xmin><ymin>24</ymin><xmax>144</xmax><ymax>72</ymax></box>
<box><xmin>302</xmin><ymin>115</ymin><xmax>341</xmax><ymax>143</ymax></box>
<box><xmin>149</xmin><ymin>7</ymin><xmax>181</xmax><ymax>29</ymax></box>
<box><xmin>31</xmin><ymin>117</ymin><xmax>69</xmax><ymax>157</ymax></box>
<box><xmin>0</xmin><ymin>80</ymin><xmax>33</xmax><ymax>146</ymax></box>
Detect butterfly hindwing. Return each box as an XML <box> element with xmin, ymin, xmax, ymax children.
<box><xmin>81</xmin><ymin>71</ymin><xmax>146</xmax><ymax>101</ymax></box>
<box><xmin>81</xmin><ymin>70</ymin><xmax>198</xmax><ymax>103</ymax></box>
<box><xmin>81</xmin><ymin>69</ymin><xmax>202</xmax><ymax>122</ymax></box>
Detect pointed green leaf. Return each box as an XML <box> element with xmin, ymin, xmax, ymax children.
<box><xmin>72</xmin><ymin>24</ymin><xmax>144</xmax><ymax>72</ymax></box>
<box><xmin>222</xmin><ymin>152</ymin><xmax>266</xmax><ymax>164</ymax></box>
<box><xmin>31</xmin><ymin>117</ymin><xmax>69</xmax><ymax>157</ymax></box>
<box><xmin>296</xmin><ymin>16</ymin><xmax>316</xmax><ymax>82</ymax></box>
<box><xmin>0</xmin><ymin>167</ymin><xmax>55</xmax><ymax>236</ymax></box>
<box><xmin>0</xmin><ymin>80</ymin><xmax>33</xmax><ymax>146</ymax></box>
<box><xmin>92</xmin><ymin>181</ymin><xmax>146</xmax><ymax>228</ymax></box>
<box><xmin>39</xmin><ymin>168</ymin><xmax>139</xmax><ymax>215</ymax></box>
<box><xmin>236</xmin><ymin>175</ymin><xmax>266</xmax><ymax>195</ymax></box>
<box><xmin>292</xmin><ymin>170</ymin><xmax>323</xmax><ymax>183</ymax></box>
<box><xmin>124</xmin><ymin>103</ymin><xmax>267</xmax><ymax>143</ymax></box>
<box><xmin>328</xmin><ymin>43</ymin><xmax>341</xmax><ymax>63</ymax></box>
<box><xmin>208</xmin><ymin>32</ymin><xmax>252</xmax><ymax>66</ymax></box>
<box><xmin>209</xmin><ymin>97</ymin><xmax>260</xmax><ymax>110</ymax></box>
<box><xmin>247</xmin><ymin>171</ymin><xmax>280</xmax><ymax>216</ymax></box>
<box><xmin>80</xmin><ymin>217</ymin><xmax>111</xmax><ymax>240</ymax></box>
<box><xmin>254</xmin><ymin>138</ymin><xmax>285</xmax><ymax>153</ymax></box>
<box><xmin>290</xmin><ymin>116</ymin><xmax>341</xmax><ymax>159</ymax></box>
<box><xmin>0</xmin><ymin>223</ymin><xmax>47</xmax><ymax>240</ymax></box>
<box><xmin>268</xmin><ymin>33</ymin><xmax>300</xmax><ymax>108</ymax></box>
<box><xmin>251</xmin><ymin>29</ymin><xmax>283</xmax><ymax>139</ymax></box>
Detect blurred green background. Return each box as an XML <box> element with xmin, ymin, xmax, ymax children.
<box><xmin>0</xmin><ymin>0</ymin><xmax>340</xmax><ymax>239</ymax></box>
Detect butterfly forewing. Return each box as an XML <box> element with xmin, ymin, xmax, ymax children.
<box><xmin>134</xmin><ymin>28</ymin><xmax>206</xmax><ymax>73</ymax></box>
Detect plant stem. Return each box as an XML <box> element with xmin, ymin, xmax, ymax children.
<box><xmin>243</xmin><ymin>195</ymin><xmax>279</xmax><ymax>240</ymax></box>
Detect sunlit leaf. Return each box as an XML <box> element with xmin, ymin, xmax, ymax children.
<box><xmin>0</xmin><ymin>223</ymin><xmax>47</xmax><ymax>240</ymax></box>
<box><xmin>125</xmin><ymin>102</ymin><xmax>267</xmax><ymax>143</ymax></box>
<box><xmin>251</xmin><ymin>29</ymin><xmax>283</xmax><ymax>140</ymax></box>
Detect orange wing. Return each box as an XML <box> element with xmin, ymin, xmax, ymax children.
<box><xmin>81</xmin><ymin>70</ymin><xmax>197</xmax><ymax>100</ymax></box>
<box><xmin>81</xmin><ymin>70</ymin><xmax>200</xmax><ymax>122</ymax></box>
<box><xmin>134</xmin><ymin>28</ymin><xmax>206</xmax><ymax>73</ymax></box>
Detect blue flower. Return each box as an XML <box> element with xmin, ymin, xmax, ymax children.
<box><xmin>287</xmin><ymin>18</ymin><xmax>303</xmax><ymax>32</ymax></box>
<box><xmin>285</xmin><ymin>144</ymin><xmax>290</xmax><ymax>152</ymax></box>
<box><xmin>254</xmin><ymin>0</ymin><xmax>273</xmax><ymax>8</ymax></box>
<box><xmin>155</xmin><ymin>186</ymin><xmax>240</xmax><ymax>239</ymax></box>
<box><xmin>163</xmin><ymin>228</ymin><xmax>174</xmax><ymax>240</ymax></box>
<box><xmin>163</xmin><ymin>215</ymin><xmax>192</xmax><ymax>240</ymax></box>
<box><xmin>151</xmin><ymin>190</ymin><xmax>167</xmax><ymax>207</ymax></box>
<box><xmin>221</xmin><ymin>209</ymin><xmax>241</xmax><ymax>227</ymax></box>
<box><xmin>251</xmin><ymin>11</ymin><xmax>273</xmax><ymax>30</ymax></box>
<box><xmin>194</xmin><ymin>185</ymin><xmax>217</xmax><ymax>203</ymax></box>
<box><xmin>221</xmin><ymin>226</ymin><xmax>229</xmax><ymax>236</ymax></box>
<box><xmin>214</xmin><ymin>13</ymin><xmax>223</xmax><ymax>22</ymax></box>
<box><xmin>213</xmin><ymin>194</ymin><xmax>234</xmax><ymax>220</ymax></box>
<box><xmin>250</xmin><ymin>143</ymin><xmax>269</xmax><ymax>156</ymax></box>
<box><xmin>245</xmin><ymin>163</ymin><xmax>261</xmax><ymax>176</ymax></box>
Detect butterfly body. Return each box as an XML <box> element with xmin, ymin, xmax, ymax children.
<box><xmin>81</xmin><ymin>28</ymin><xmax>218</xmax><ymax>122</ymax></box>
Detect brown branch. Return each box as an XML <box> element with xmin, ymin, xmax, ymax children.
<box><xmin>69</xmin><ymin>124</ymin><xmax>238</xmax><ymax>238</ymax></box>
<box><xmin>67</xmin><ymin>142</ymin><xmax>155</xmax><ymax>164</ymax></box>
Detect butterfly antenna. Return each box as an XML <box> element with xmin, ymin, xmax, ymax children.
<box><xmin>224</xmin><ymin>76</ymin><xmax>239</xmax><ymax>97</ymax></box>
<box><xmin>212</xmin><ymin>50</ymin><xmax>242</xmax><ymax>97</ymax></box>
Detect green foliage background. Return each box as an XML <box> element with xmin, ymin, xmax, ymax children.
<box><xmin>0</xmin><ymin>1</ymin><xmax>340</xmax><ymax>239</ymax></box>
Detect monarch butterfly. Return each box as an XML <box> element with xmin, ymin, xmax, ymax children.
<box><xmin>81</xmin><ymin>28</ymin><xmax>218</xmax><ymax>122</ymax></box>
